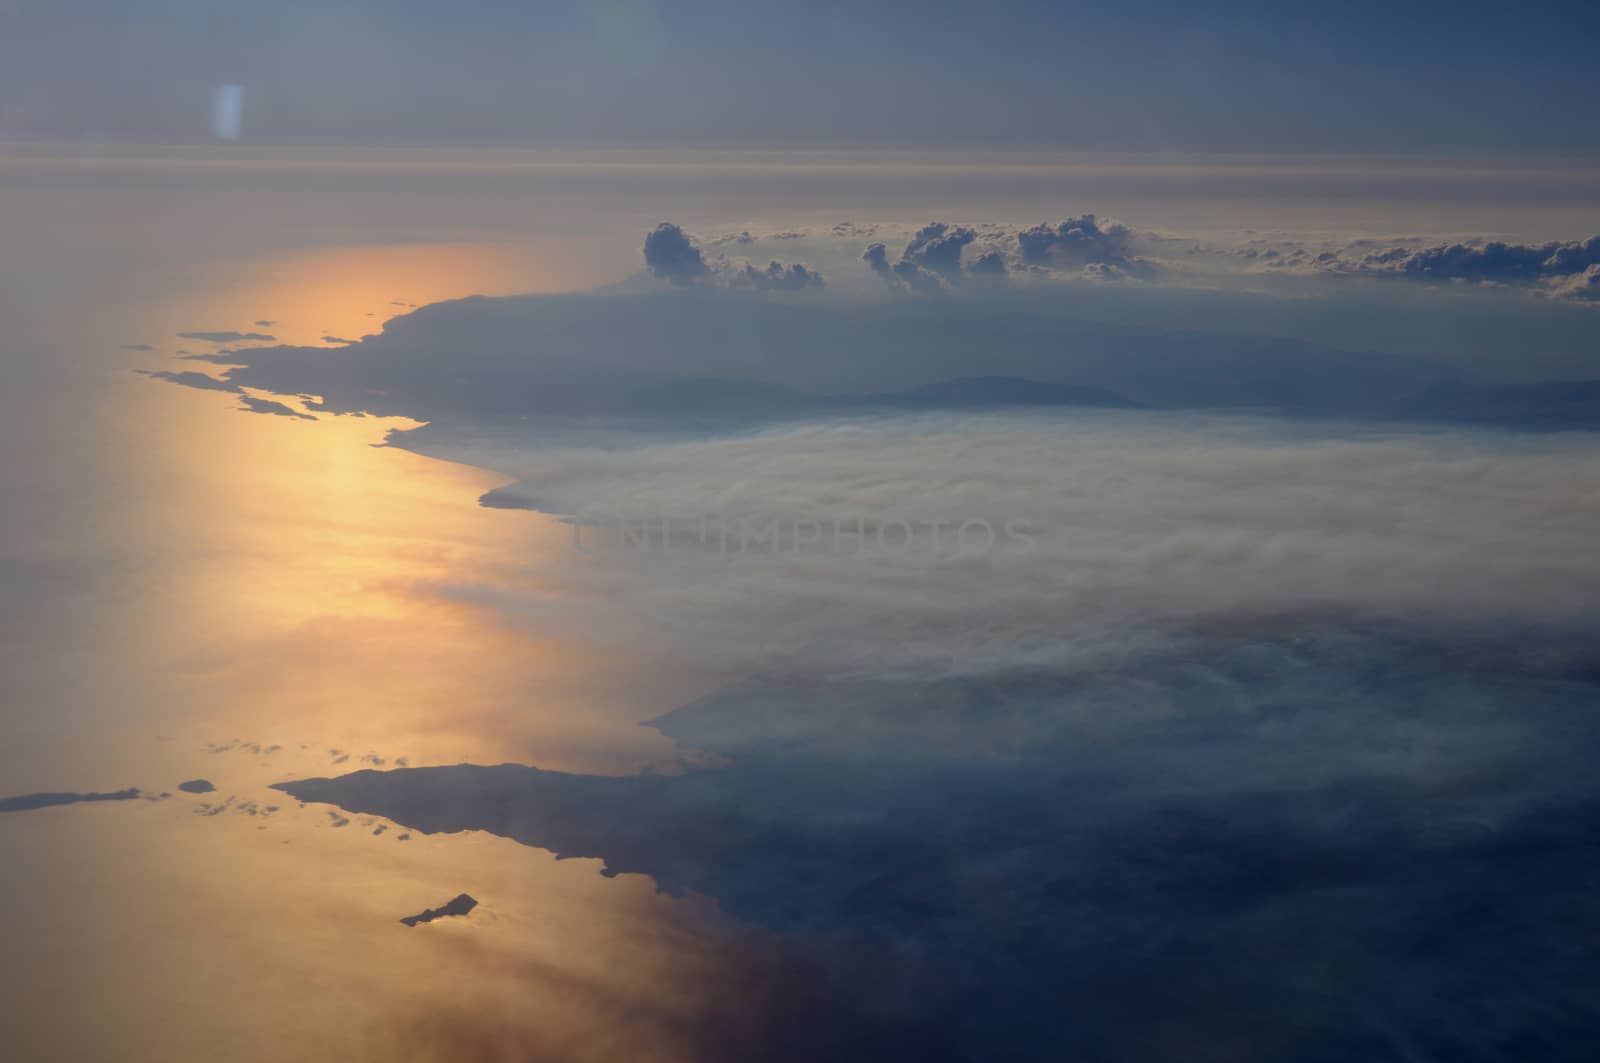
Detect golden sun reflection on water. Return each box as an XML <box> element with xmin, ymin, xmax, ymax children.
<box><xmin>135</xmin><ymin>239</ymin><xmax>720</xmax><ymax>774</ymax></box>
<box><xmin>178</xmin><ymin>240</ymin><xmax>620</xmax><ymax>349</ymax></box>
<box><xmin>4</xmin><ymin>239</ymin><xmax>750</xmax><ymax>1062</ymax></box>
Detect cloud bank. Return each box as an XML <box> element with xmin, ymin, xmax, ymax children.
<box><xmin>451</xmin><ymin>413</ymin><xmax>1600</xmax><ymax>681</ymax></box>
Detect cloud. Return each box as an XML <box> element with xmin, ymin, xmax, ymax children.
<box><xmin>1257</xmin><ymin>233</ymin><xmax>1600</xmax><ymax>301</ymax></box>
<box><xmin>890</xmin><ymin>258</ymin><xmax>944</xmax><ymax>293</ymax></box>
<box><xmin>862</xmin><ymin>242</ymin><xmax>892</xmax><ymax>278</ymax></box>
<box><xmin>863</xmin><ymin>223</ymin><xmax>995</xmax><ymax>290</ymax></box>
<box><xmin>968</xmin><ymin>251</ymin><xmax>1007</xmax><ymax>276</ymax></box>
<box><xmin>647</xmin><ymin>223</ymin><xmax>824</xmax><ymax>293</ymax></box>
<box><xmin>643</xmin><ymin>222</ymin><xmax>711</xmax><ymax>285</ymax></box>
<box><xmin>1551</xmin><ymin>263</ymin><xmax>1600</xmax><ymax>301</ymax></box>
<box><xmin>442</xmin><ymin>414</ymin><xmax>1600</xmax><ymax>681</ymax></box>
<box><xmin>1350</xmin><ymin>235</ymin><xmax>1600</xmax><ymax>284</ymax></box>
<box><xmin>902</xmin><ymin>222</ymin><xmax>976</xmax><ymax>278</ymax></box>
<box><xmin>731</xmin><ymin>260</ymin><xmax>825</xmax><ymax>291</ymax></box>
<box><xmin>1017</xmin><ymin>214</ymin><xmax>1142</xmax><ymax>272</ymax></box>
<box><xmin>862</xmin><ymin>239</ymin><xmax>942</xmax><ymax>292</ymax></box>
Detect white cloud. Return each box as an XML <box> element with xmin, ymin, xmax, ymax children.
<box><xmin>432</xmin><ymin>412</ymin><xmax>1600</xmax><ymax>680</ymax></box>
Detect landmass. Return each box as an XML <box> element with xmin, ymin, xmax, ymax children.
<box><xmin>399</xmin><ymin>893</ymin><xmax>478</xmax><ymax>927</ymax></box>
<box><xmin>0</xmin><ymin>788</ymin><xmax>141</xmax><ymax>812</ymax></box>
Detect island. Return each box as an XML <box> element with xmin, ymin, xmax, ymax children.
<box><xmin>399</xmin><ymin>893</ymin><xmax>478</xmax><ymax>927</ymax></box>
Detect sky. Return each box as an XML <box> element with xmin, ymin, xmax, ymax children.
<box><xmin>4</xmin><ymin>0</ymin><xmax>1600</xmax><ymax>152</ymax></box>
<box><xmin>4</xmin><ymin>5</ymin><xmax>1600</xmax><ymax>1062</ymax></box>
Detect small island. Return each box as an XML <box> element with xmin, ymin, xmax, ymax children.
<box><xmin>399</xmin><ymin>893</ymin><xmax>478</xmax><ymax>927</ymax></box>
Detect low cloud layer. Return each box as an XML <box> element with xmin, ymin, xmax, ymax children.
<box><xmin>451</xmin><ymin>413</ymin><xmax>1600</xmax><ymax>680</ymax></box>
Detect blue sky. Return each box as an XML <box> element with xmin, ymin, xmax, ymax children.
<box><xmin>3</xmin><ymin>0</ymin><xmax>1598</xmax><ymax>152</ymax></box>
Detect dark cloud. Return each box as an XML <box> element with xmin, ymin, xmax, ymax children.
<box><xmin>648</xmin><ymin>223</ymin><xmax>821</xmax><ymax>291</ymax></box>
<box><xmin>968</xmin><ymin>250</ymin><xmax>1007</xmax><ymax>276</ymax></box>
<box><xmin>1290</xmin><ymin>234</ymin><xmax>1600</xmax><ymax>301</ymax></box>
<box><xmin>861</xmin><ymin>242</ymin><xmax>892</xmax><ymax>277</ymax></box>
<box><xmin>902</xmin><ymin>222</ymin><xmax>976</xmax><ymax>278</ymax></box>
<box><xmin>1354</xmin><ymin>235</ymin><xmax>1600</xmax><ymax>283</ymax></box>
<box><xmin>643</xmin><ymin>222</ymin><xmax>711</xmax><ymax>285</ymax></box>
<box><xmin>176</xmin><ymin>330</ymin><xmax>277</xmax><ymax>343</ymax></box>
<box><xmin>731</xmin><ymin>260</ymin><xmax>825</xmax><ymax>291</ymax></box>
<box><xmin>177</xmin><ymin>779</ymin><xmax>215</xmax><ymax>794</ymax></box>
<box><xmin>1017</xmin><ymin>213</ymin><xmax>1139</xmax><ymax>271</ymax></box>
<box><xmin>120</xmin><ymin>343</ymin><xmax>154</xmax><ymax>351</ymax></box>
<box><xmin>865</xmin><ymin>223</ymin><xmax>1011</xmax><ymax>290</ymax></box>
<box><xmin>863</xmin><ymin>239</ymin><xmax>944</xmax><ymax>293</ymax></box>
<box><xmin>890</xmin><ymin>258</ymin><xmax>945</xmax><ymax>292</ymax></box>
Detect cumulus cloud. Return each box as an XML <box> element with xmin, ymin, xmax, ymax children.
<box><xmin>646</xmin><ymin>222</ymin><xmax>823</xmax><ymax>292</ymax></box>
<box><xmin>968</xmin><ymin>250</ymin><xmax>1007</xmax><ymax>276</ymax></box>
<box><xmin>863</xmin><ymin>223</ymin><xmax>1000</xmax><ymax>291</ymax></box>
<box><xmin>1353</xmin><ymin>235</ymin><xmax>1600</xmax><ymax>284</ymax></box>
<box><xmin>643</xmin><ymin>222</ymin><xmax>712</xmax><ymax>285</ymax></box>
<box><xmin>1017</xmin><ymin>214</ymin><xmax>1143</xmax><ymax>274</ymax></box>
<box><xmin>863</xmin><ymin>240</ymin><xmax>943</xmax><ymax>291</ymax></box>
<box><xmin>861</xmin><ymin>242</ymin><xmax>892</xmax><ymax>277</ymax></box>
<box><xmin>731</xmin><ymin>260</ymin><xmax>825</xmax><ymax>291</ymax></box>
<box><xmin>1257</xmin><ymin>232</ymin><xmax>1600</xmax><ymax>301</ymax></box>
<box><xmin>902</xmin><ymin>222</ymin><xmax>977</xmax><ymax>278</ymax></box>
<box><xmin>1551</xmin><ymin>263</ymin><xmax>1600</xmax><ymax>301</ymax></box>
